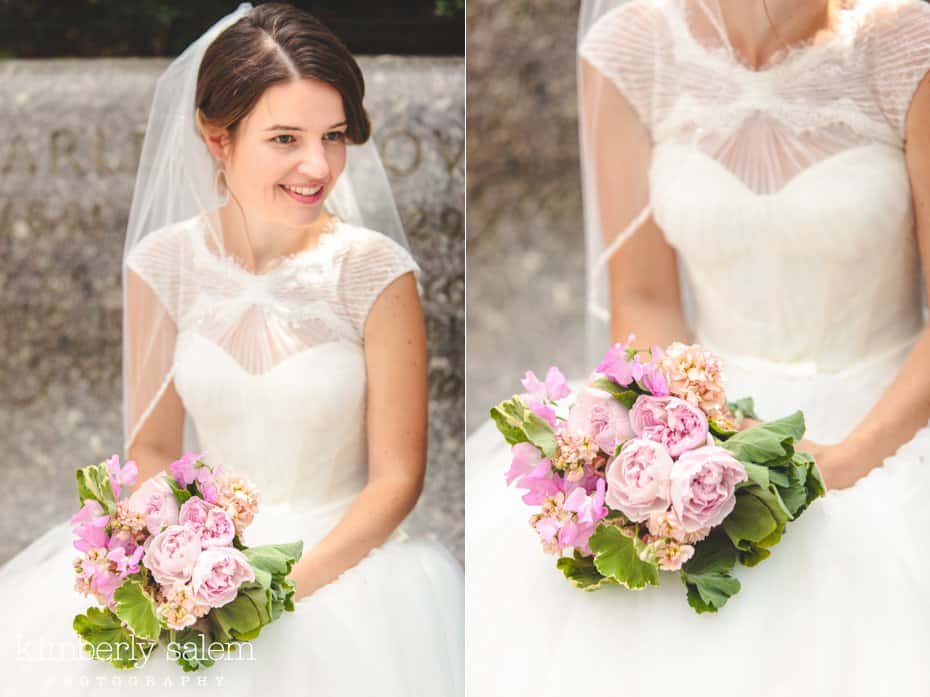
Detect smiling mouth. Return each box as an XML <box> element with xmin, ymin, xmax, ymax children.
<box><xmin>280</xmin><ymin>183</ymin><xmax>325</xmax><ymax>204</ymax></box>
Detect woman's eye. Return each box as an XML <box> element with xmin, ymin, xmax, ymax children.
<box><xmin>271</xmin><ymin>134</ymin><xmax>296</xmax><ymax>145</ymax></box>
<box><xmin>324</xmin><ymin>131</ymin><xmax>346</xmax><ymax>143</ymax></box>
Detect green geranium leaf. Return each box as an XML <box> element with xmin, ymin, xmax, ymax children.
<box><xmin>740</xmin><ymin>462</ymin><xmax>770</xmax><ymax>489</ymax></box>
<box><xmin>727</xmin><ymin>397</ymin><xmax>759</xmax><ymax>421</ymax></box>
<box><xmin>737</xmin><ymin>542</ymin><xmax>772</xmax><ymax>567</ymax></box>
<box><xmin>740</xmin><ymin>482</ymin><xmax>793</xmax><ymax>525</ymax></box>
<box><xmin>722</xmin><ymin>411</ymin><xmax>806</xmax><ymax>463</ymax></box>
<box><xmin>243</xmin><ymin>541</ymin><xmax>304</xmax><ymax>579</ymax></box>
<box><xmin>680</xmin><ymin>530</ymin><xmax>741</xmax><ymax>613</ymax></box>
<box><xmin>113</xmin><ymin>580</ymin><xmax>163</xmax><ymax>642</ymax></box>
<box><xmin>76</xmin><ymin>463</ymin><xmax>117</xmax><ymax>514</ymax></box>
<box><xmin>489</xmin><ymin>396</ymin><xmax>558</xmax><ymax>457</ymax></box>
<box><xmin>767</xmin><ymin>469</ymin><xmax>791</xmax><ymax>488</ymax></box>
<box><xmin>590</xmin><ymin>378</ymin><xmax>640</xmax><ymax>409</ymax></box>
<box><xmin>73</xmin><ymin>607</ymin><xmax>156</xmax><ymax>670</ymax></box>
<box><xmin>209</xmin><ymin>585</ymin><xmax>272</xmax><ymax>642</ymax></box>
<box><xmin>709</xmin><ymin>418</ymin><xmax>738</xmax><ymax>439</ymax></box>
<box><xmin>172</xmin><ymin>626</ymin><xmax>217</xmax><ymax>672</ymax></box>
<box><xmin>556</xmin><ymin>552</ymin><xmax>617</xmax><ymax>591</ymax></box>
<box><xmin>589</xmin><ymin>525</ymin><xmax>660</xmax><ymax>590</ymax></box>
<box><xmin>722</xmin><ymin>493</ymin><xmax>778</xmax><ymax>551</ymax></box>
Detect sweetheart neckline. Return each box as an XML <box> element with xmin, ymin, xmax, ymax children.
<box><xmin>175</xmin><ymin>332</ymin><xmax>362</xmax><ymax>380</ymax></box>
<box><xmin>651</xmin><ymin>141</ymin><xmax>905</xmax><ymax>199</ymax></box>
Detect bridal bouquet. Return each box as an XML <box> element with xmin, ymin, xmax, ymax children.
<box><xmin>491</xmin><ymin>339</ymin><xmax>826</xmax><ymax>613</ymax></box>
<box><xmin>70</xmin><ymin>452</ymin><xmax>303</xmax><ymax>670</ymax></box>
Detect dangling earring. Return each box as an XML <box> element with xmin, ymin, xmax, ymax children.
<box><xmin>215</xmin><ymin>166</ymin><xmax>230</xmax><ymax>206</ymax></box>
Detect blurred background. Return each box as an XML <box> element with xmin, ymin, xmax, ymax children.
<box><xmin>0</xmin><ymin>1</ymin><xmax>464</xmax><ymax>562</ymax></box>
<box><xmin>467</xmin><ymin>0</ymin><xmax>587</xmax><ymax>433</ymax></box>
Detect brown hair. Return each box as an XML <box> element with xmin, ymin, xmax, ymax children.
<box><xmin>195</xmin><ymin>3</ymin><xmax>370</xmax><ymax>144</ymax></box>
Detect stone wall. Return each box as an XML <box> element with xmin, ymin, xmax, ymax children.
<box><xmin>466</xmin><ymin>0</ymin><xmax>587</xmax><ymax>433</ymax></box>
<box><xmin>0</xmin><ymin>56</ymin><xmax>464</xmax><ymax>563</ymax></box>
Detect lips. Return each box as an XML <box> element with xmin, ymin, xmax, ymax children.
<box><xmin>280</xmin><ymin>182</ymin><xmax>325</xmax><ymax>205</ymax></box>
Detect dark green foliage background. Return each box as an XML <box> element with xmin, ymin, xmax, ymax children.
<box><xmin>0</xmin><ymin>0</ymin><xmax>464</xmax><ymax>57</ymax></box>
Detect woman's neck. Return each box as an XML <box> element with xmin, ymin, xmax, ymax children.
<box><xmin>716</xmin><ymin>0</ymin><xmax>837</xmax><ymax>69</ymax></box>
<box><xmin>215</xmin><ymin>203</ymin><xmax>334</xmax><ymax>272</ymax></box>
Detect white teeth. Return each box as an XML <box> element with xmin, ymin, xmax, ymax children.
<box><xmin>284</xmin><ymin>184</ymin><xmax>323</xmax><ymax>196</ymax></box>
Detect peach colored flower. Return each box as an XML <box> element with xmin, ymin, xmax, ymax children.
<box><xmin>215</xmin><ymin>472</ymin><xmax>260</xmax><ymax>536</ymax></box>
<box><xmin>658</xmin><ymin>342</ymin><xmax>728</xmax><ymax>419</ymax></box>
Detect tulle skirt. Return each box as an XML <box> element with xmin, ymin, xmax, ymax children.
<box><xmin>0</xmin><ymin>500</ymin><xmax>464</xmax><ymax>696</ymax></box>
<box><xmin>466</xmin><ymin>338</ymin><xmax>930</xmax><ymax>696</ymax></box>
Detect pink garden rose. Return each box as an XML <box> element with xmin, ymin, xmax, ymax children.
<box><xmin>630</xmin><ymin>395</ymin><xmax>709</xmax><ymax>457</ymax></box>
<box><xmin>191</xmin><ymin>547</ymin><xmax>255</xmax><ymax>608</ymax></box>
<box><xmin>604</xmin><ymin>439</ymin><xmax>674</xmax><ymax>522</ymax></box>
<box><xmin>568</xmin><ymin>386</ymin><xmax>634</xmax><ymax>456</ymax></box>
<box><xmin>179</xmin><ymin>497</ymin><xmax>236</xmax><ymax>548</ymax></box>
<box><xmin>126</xmin><ymin>476</ymin><xmax>179</xmax><ymax>536</ymax></box>
<box><xmin>143</xmin><ymin>525</ymin><xmax>202</xmax><ymax>586</ymax></box>
<box><xmin>670</xmin><ymin>446</ymin><xmax>748</xmax><ymax>532</ymax></box>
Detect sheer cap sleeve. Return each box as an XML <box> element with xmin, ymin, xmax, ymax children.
<box><xmin>577</xmin><ymin>1</ymin><xmax>661</xmax><ymax>131</ymax></box>
<box><xmin>860</xmin><ymin>0</ymin><xmax>930</xmax><ymax>139</ymax></box>
<box><xmin>336</xmin><ymin>226</ymin><xmax>422</xmax><ymax>340</ymax></box>
<box><xmin>125</xmin><ymin>222</ymin><xmax>192</xmax><ymax>325</ymax></box>
<box><xmin>123</xmin><ymin>222</ymin><xmax>194</xmax><ymax>452</ymax></box>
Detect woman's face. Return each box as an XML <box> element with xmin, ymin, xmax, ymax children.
<box><xmin>220</xmin><ymin>78</ymin><xmax>349</xmax><ymax>230</ymax></box>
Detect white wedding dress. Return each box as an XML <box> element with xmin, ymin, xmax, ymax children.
<box><xmin>0</xmin><ymin>217</ymin><xmax>464</xmax><ymax>695</ymax></box>
<box><xmin>467</xmin><ymin>1</ymin><xmax>930</xmax><ymax>695</ymax></box>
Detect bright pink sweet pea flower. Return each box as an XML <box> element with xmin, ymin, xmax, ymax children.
<box><xmin>170</xmin><ymin>452</ymin><xmax>203</xmax><ymax>488</ymax></box>
<box><xmin>597</xmin><ymin>343</ymin><xmax>635</xmax><ymax>386</ymax></box>
<box><xmin>71</xmin><ymin>501</ymin><xmax>110</xmax><ymax>553</ymax></box>
<box><xmin>522</xmin><ymin>367</ymin><xmax>570</xmax><ymax>402</ymax></box>
<box><xmin>196</xmin><ymin>464</ymin><xmax>223</xmax><ymax>504</ymax></box>
<box><xmin>533</xmin><ymin>479</ymin><xmax>608</xmax><ymax>556</ymax></box>
<box><xmin>525</xmin><ymin>398</ymin><xmax>558</xmax><ymax>428</ymax></box>
<box><xmin>505</xmin><ymin>443</ymin><xmax>559</xmax><ymax>505</ymax></box>
<box><xmin>106</xmin><ymin>455</ymin><xmax>138</xmax><ymax>500</ymax></box>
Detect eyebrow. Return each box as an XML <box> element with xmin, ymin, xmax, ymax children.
<box><xmin>263</xmin><ymin>121</ymin><xmax>348</xmax><ymax>132</ymax></box>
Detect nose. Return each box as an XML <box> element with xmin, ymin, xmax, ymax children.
<box><xmin>297</xmin><ymin>141</ymin><xmax>330</xmax><ymax>181</ymax></box>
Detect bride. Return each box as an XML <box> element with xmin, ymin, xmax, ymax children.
<box><xmin>467</xmin><ymin>0</ymin><xmax>930</xmax><ymax>694</ymax></box>
<box><xmin>0</xmin><ymin>3</ymin><xmax>463</xmax><ymax>695</ymax></box>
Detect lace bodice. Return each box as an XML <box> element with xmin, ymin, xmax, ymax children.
<box><xmin>579</xmin><ymin>0</ymin><xmax>930</xmax><ymax>370</ymax></box>
<box><xmin>126</xmin><ymin>216</ymin><xmax>420</xmax><ymax>506</ymax></box>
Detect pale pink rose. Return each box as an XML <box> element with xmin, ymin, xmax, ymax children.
<box><xmin>191</xmin><ymin>547</ymin><xmax>255</xmax><ymax>608</ymax></box>
<box><xmin>658</xmin><ymin>342</ymin><xmax>728</xmax><ymax>419</ymax></box>
<box><xmin>630</xmin><ymin>395</ymin><xmax>709</xmax><ymax>457</ymax></box>
<box><xmin>568</xmin><ymin>386</ymin><xmax>634</xmax><ymax>456</ymax></box>
<box><xmin>604</xmin><ymin>439</ymin><xmax>674</xmax><ymax>522</ymax></box>
<box><xmin>126</xmin><ymin>476</ymin><xmax>179</xmax><ymax>536</ymax></box>
<box><xmin>178</xmin><ymin>497</ymin><xmax>236</xmax><ymax>548</ymax></box>
<box><xmin>143</xmin><ymin>525</ymin><xmax>202</xmax><ymax>586</ymax></box>
<box><xmin>670</xmin><ymin>446</ymin><xmax>748</xmax><ymax>532</ymax></box>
